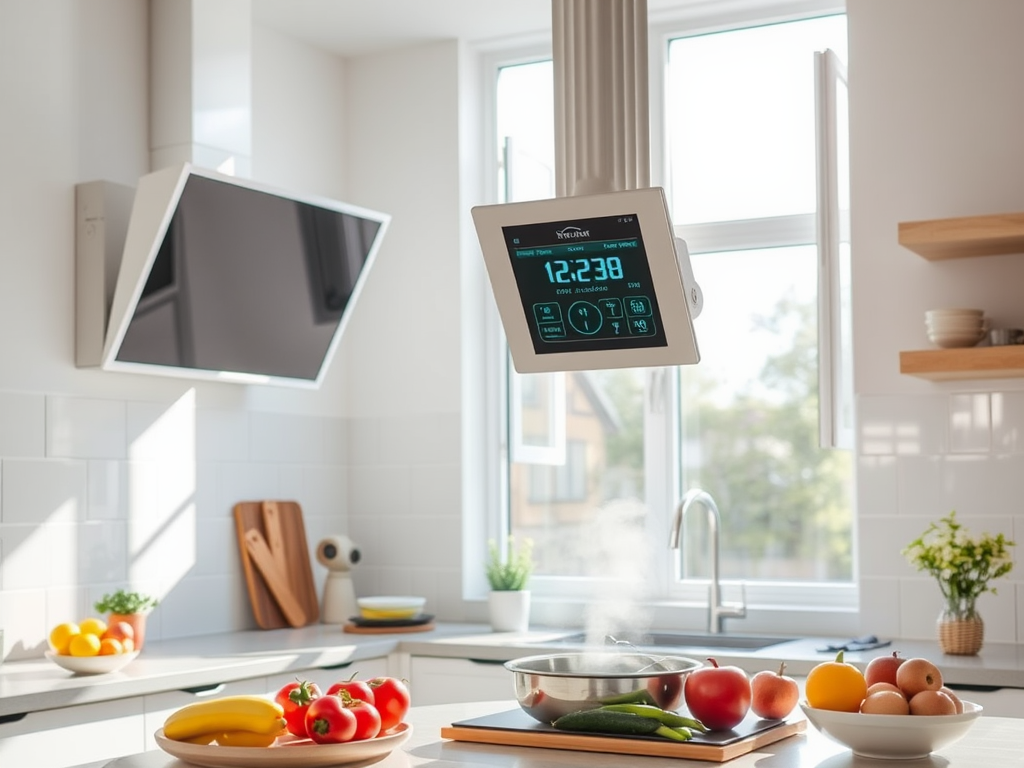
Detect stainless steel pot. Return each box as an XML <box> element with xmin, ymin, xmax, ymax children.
<box><xmin>504</xmin><ymin>651</ymin><xmax>703</xmax><ymax>723</ymax></box>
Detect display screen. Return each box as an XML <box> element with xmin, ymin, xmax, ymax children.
<box><xmin>501</xmin><ymin>213</ymin><xmax>669</xmax><ymax>355</ymax></box>
<box><xmin>113</xmin><ymin>174</ymin><xmax>384</xmax><ymax>382</ymax></box>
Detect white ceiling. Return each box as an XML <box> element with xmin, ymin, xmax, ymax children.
<box><xmin>251</xmin><ymin>0</ymin><xmax>555</xmax><ymax>57</ymax></box>
<box><xmin>251</xmin><ymin>0</ymin><xmax>709</xmax><ymax>57</ymax></box>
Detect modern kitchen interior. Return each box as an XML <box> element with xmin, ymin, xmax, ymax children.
<box><xmin>1</xmin><ymin>0</ymin><xmax>1023</xmax><ymax>767</ymax></box>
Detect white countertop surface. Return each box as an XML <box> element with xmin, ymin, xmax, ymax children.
<box><xmin>68</xmin><ymin>699</ymin><xmax>1024</xmax><ymax>768</ymax></box>
<box><xmin>3</xmin><ymin>623</ymin><xmax>1023</xmax><ymax>719</ymax></box>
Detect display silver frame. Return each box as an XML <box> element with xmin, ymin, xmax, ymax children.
<box><xmin>472</xmin><ymin>187</ymin><xmax>699</xmax><ymax>373</ymax></box>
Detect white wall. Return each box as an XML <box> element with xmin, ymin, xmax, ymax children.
<box><xmin>849</xmin><ymin>0</ymin><xmax>1024</xmax><ymax>642</ymax></box>
<box><xmin>0</xmin><ymin>0</ymin><xmax>393</xmax><ymax>660</ymax></box>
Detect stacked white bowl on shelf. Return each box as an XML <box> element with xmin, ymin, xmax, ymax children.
<box><xmin>926</xmin><ymin>308</ymin><xmax>986</xmax><ymax>348</ymax></box>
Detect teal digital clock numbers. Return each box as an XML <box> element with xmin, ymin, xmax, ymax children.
<box><xmin>501</xmin><ymin>213</ymin><xmax>668</xmax><ymax>355</ymax></box>
<box><xmin>543</xmin><ymin>255</ymin><xmax>625</xmax><ymax>283</ymax></box>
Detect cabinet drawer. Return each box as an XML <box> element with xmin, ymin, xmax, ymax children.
<box><xmin>410</xmin><ymin>657</ymin><xmax>514</xmax><ymax>706</ymax></box>
<box><xmin>143</xmin><ymin>678</ymin><xmax>268</xmax><ymax>750</ymax></box>
<box><xmin>0</xmin><ymin>698</ymin><xmax>144</xmax><ymax>768</ymax></box>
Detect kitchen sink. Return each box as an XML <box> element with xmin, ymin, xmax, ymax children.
<box><xmin>531</xmin><ymin>631</ymin><xmax>792</xmax><ymax>651</ymax></box>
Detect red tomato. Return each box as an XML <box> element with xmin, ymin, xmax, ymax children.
<box><xmin>368</xmin><ymin>676</ymin><xmax>411</xmax><ymax>732</ymax></box>
<box><xmin>326</xmin><ymin>676</ymin><xmax>375</xmax><ymax>705</ymax></box>
<box><xmin>305</xmin><ymin>695</ymin><xmax>357</xmax><ymax>744</ymax></box>
<box><xmin>275</xmin><ymin>680</ymin><xmax>323</xmax><ymax>738</ymax></box>
<box><xmin>346</xmin><ymin>697</ymin><xmax>382</xmax><ymax>740</ymax></box>
<box><xmin>683</xmin><ymin>658</ymin><xmax>752</xmax><ymax>731</ymax></box>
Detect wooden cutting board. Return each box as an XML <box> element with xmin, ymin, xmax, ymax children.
<box><xmin>234</xmin><ymin>500</ymin><xmax>320</xmax><ymax>629</ymax></box>
<box><xmin>441</xmin><ymin>708</ymin><xmax>806</xmax><ymax>763</ymax></box>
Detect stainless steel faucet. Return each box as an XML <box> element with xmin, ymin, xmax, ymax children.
<box><xmin>669</xmin><ymin>488</ymin><xmax>747</xmax><ymax>634</ymax></box>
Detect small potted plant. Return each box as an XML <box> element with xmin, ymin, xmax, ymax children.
<box><xmin>485</xmin><ymin>536</ymin><xmax>534</xmax><ymax>632</ymax></box>
<box><xmin>901</xmin><ymin>511</ymin><xmax>1014</xmax><ymax>655</ymax></box>
<box><xmin>94</xmin><ymin>589</ymin><xmax>158</xmax><ymax>651</ymax></box>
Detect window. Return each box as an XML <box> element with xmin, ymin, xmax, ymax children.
<box><xmin>487</xmin><ymin>7</ymin><xmax>852</xmax><ymax>629</ymax></box>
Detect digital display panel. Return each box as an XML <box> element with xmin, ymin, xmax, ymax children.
<box><xmin>501</xmin><ymin>213</ymin><xmax>668</xmax><ymax>355</ymax></box>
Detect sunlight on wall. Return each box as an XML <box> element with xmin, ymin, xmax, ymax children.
<box><xmin>127</xmin><ymin>390</ymin><xmax>197</xmax><ymax>594</ymax></box>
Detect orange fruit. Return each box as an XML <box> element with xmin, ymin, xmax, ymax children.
<box><xmin>805</xmin><ymin>650</ymin><xmax>868</xmax><ymax>712</ymax></box>
<box><xmin>68</xmin><ymin>633</ymin><xmax>102</xmax><ymax>657</ymax></box>
<box><xmin>102</xmin><ymin>621</ymin><xmax>135</xmax><ymax>644</ymax></box>
<box><xmin>79</xmin><ymin>617</ymin><xmax>107</xmax><ymax>637</ymax></box>
<box><xmin>98</xmin><ymin>637</ymin><xmax>124</xmax><ymax>656</ymax></box>
<box><xmin>48</xmin><ymin>622</ymin><xmax>81</xmax><ymax>655</ymax></box>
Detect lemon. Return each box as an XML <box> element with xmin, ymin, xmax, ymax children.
<box><xmin>49</xmin><ymin>622</ymin><xmax>81</xmax><ymax>655</ymax></box>
<box><xmin>68</xmin><ymin>632</ymin><xmax>102</xmax><ymax>657</ymax></box>
<box><xmin>79</xmin><ymin>617</ymin><xmax>108</xmax><ymax>637</ymax></box>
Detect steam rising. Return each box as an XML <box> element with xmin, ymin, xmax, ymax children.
<box><xmin>578</xmin><ymin>498</ymin><xmax>655</xmax><ymax>647</ymax></box>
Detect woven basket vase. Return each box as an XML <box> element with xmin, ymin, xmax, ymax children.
<box><xmin>937</xmin><ymin>612</ymin><xmax>984</xmax><ymax>655</ymax></box>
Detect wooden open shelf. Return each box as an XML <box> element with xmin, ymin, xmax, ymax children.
<box><xmin>898</xmin><ymin>211</ymin><xmax>1024</xmax><ymax>260</ymax></box>
<box><xmin>900</xmin><ymin>345</ymin><xmax>1024</xmax><ymax>381</ymax></box>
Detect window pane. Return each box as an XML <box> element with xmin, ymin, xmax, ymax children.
<box><xmin>511</xmin><ymin>369</ymin><xmax>647</xmax><ymax>577</ymax></box>
<box><xmin>497</xmin><ymin>61</ymin><xmax>555</xmax><ymax>203</ymax></box>
<box><xmin>678</xmin><ymin>246</ymin><xmax>853</xmax><ymax>581</ymax></box>
<box><xmin>667</xmin><ymin>15</ymin><xmax>848</xmax><ymax>224</ymax></box>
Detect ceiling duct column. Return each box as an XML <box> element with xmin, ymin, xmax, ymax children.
<box><xmin>149</xmin><ymin>0</ymin><xmax>253</xmax><ymax>177</ymax></box>
<box><xmin>552</xmin><ymin>0</ymin><xmax>650</xmax><ymax>197</ymax></box>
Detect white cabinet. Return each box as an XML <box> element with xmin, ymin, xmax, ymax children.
<box><xmin>143</xmin><ymin>677</ymin><xmax>269</xmax><ymax>750</ymax></box>
<box><xmin>409</xmin><ymin>656</ymin><xmax>514</xmax><ymax>706</ymax></box>
<box><xmin>0</xmin><ymin>698</ymin><xmax>144</xmax><ymax>768</ymax></box>
<box><xmin>948</xmin><ymin>686</ymin><xmax>1024</xmax><ymax>718</ymax></box>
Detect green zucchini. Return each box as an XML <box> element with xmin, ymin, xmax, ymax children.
<box><xmin>598</xmin><ymin>703</ymin><xmax>708</xmax><ymax>732</ymax></box>
<box><xmin>551</xmin><ymin>709</ymin><xmax>693</xmax><ymax>742</ymax></box>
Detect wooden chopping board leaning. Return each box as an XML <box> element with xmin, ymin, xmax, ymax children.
<box><xmin>234</xmin><ymin>500</ymin><xmax>320</xmax><ymax>628</ymax></box>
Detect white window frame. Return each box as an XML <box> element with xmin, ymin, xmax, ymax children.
<box><xmin>472</xmin><ymin>1</ymin><xmax>858</xmax><ymax>635</ymax></box>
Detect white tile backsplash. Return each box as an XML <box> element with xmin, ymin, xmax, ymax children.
<box><xmin>858</xmin><ymin>394</ymin><xmax>948</xmax><ymax>455</ymax></box>
<box><xmin>0</xmin><ymin>392</ymin><xmax>46</xmax><ymax>457</ymax></box>
<box><xmin>0</xmin><ymin>389</ymin><xmax>368</xmax><ymax>659</ymax></box>
<box><xmin>857</xmin><ymin>389</ymin><xmax>1023</xmax><ymax>643</ymax></box>
<box><xmin>992</xmin><ymin>391</ymin><xmax>1024</xmax><ymax>453</ymax></box>
<box><xmin>949</xmin><ymin>393</ymin><xmax>991</xmax><ymax>452</ymax></box>
<box><xmin>1</xmin><ymin>458</ymin><xmax>88</xmax><ymax>524</ymax></box>
<box><xmin>46</xmin><ymin>396</ymin><xmax>126</xmax><ymax>459</ymax></box>
<box><xmin>86</xmin><ymin>459</ymin><xmax>125</xmax><ymax>520</ymax></box>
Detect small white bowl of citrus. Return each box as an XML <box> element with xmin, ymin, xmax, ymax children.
<box><xmin>46</xmin><ymin>617</ymin><xmax>139</xmax><ymax>675</ymax></box>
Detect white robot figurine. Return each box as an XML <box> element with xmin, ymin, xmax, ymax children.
<box><xmin>316</xmin><ymin>535</ymin><xmax>361</xmax><ymax>624</ymax></box>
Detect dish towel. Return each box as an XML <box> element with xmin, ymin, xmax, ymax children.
<box><xmin>817</xmin><ymin>635</ymin><xmax>891</xmax><ymax>653</ymax></box>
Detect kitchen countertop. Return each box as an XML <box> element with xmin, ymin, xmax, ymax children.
<box><xmin>3</xmin><ymin>623</ymin><xmax>1023</xmax><ymax>719</ymax></box>
<box><xmin>68</xmin><ymin>699</ymin><xmax>1024</xmax><ymax>768</ymax></box>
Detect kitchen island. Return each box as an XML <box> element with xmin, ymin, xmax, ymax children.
<box><xmin>71</xmin><ymin>699</ymin><xmax>1024</xmax><ymax>768</ymax></box>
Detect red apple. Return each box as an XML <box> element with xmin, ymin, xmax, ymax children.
<box><xmin>750</xmin><ymin>662</ymin><xmax>799</xmax><ymax>720</ymax></box>
<box><xmin>683</xmin><ymin>657</ymin><xmax>751</xmax><ymax>731</ymax></box>
<box><xmin>864</xmin><ymin>651</ymin><xmax>905</xmax><ymax>688</ymax></box>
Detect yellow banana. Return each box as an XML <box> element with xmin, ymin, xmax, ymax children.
<box><xmin>163</xmin><ymin>695</ymin><xmax>286</xmax><ymax>742</ymax></box>
<box><xmin>183</xmin><ymin>733</ymin><xmax>217</xmax><ymax>745</ymax></box>
<box><xmin>216</xmin><ymin>730</ymin><xmax>281</xmax><ymax>747</ymax></box>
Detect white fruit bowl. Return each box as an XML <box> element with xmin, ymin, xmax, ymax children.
<box><xmin>800</xmin><ymin>700</ymin><xmax>982</xmax><ymax>759</ymax></box>
<box><xmin>46</xmin><ymin>650</ymin><xmax>139</xmax><ymax>675</ymax></box>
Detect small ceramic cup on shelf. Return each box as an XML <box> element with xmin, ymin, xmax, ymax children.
<box><xmin>988</xmin><ymin>328</ymin><xmax>1024</xmax><ymax>346</ymax></box>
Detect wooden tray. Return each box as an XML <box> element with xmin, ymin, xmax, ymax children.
<box><xmin>441</xmin><ymin>708</ymin><xmax>806</xmax><ymax>763</ymax></box>
<box><xmin>234</xmin><ymin>500</ymin><xmax>320</xmax><ymax>629</ymax></box>
<box><xmin>343</xmin><ymin>622</ymin><xmax>436</xmax><ymax>635</ymax></box>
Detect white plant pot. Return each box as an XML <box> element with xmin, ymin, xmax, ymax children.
<box><xmin>488</xmin><ymin>590</ymin><xmax>531</xmax><ymax>632</ymax></box>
